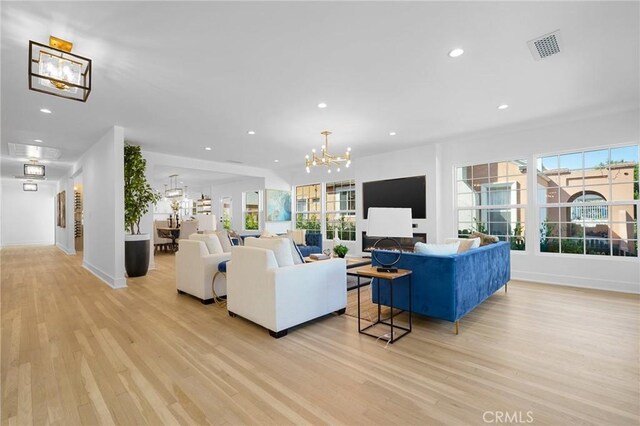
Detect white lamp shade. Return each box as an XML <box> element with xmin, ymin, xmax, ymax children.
<box><xmin>366</xmin><ymin>208</ymin><xmax>413</xmax><ymax>238</ymax></box>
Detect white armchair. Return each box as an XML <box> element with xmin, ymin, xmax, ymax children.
<box><xmin>176</xmin><ymin>236</ymin><xmax>231</xmax><ymax>304</ymax></box>
<box><xmin>227</xmin><ymin>246</ymin><xmax>347</xmax><ymax>338</ymax></box>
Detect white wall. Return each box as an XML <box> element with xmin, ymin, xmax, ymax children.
<box><xmin>263</xmin><ymin>171</ymin><xmax>295</xmax><ymax>234</ymax></box>
<box><xmin>438</xmin><ymin>109</ymin><xmax>639</xmax><ymax>294</ymax></box>
<box><xmin>289</xmin><ymin>144</ymin><xmax>438</xmax><ymax>255</ymax></box>
<box><xmin>54</xmin><ymin>177</ymin><xmax>75</xmax><ymax>254</ymax></box>
<box><xmin>57</xmin><ymin>126</ymin><xmax>126</xmax><ymax>288</ymax></box>
<box><xmin>210</xmin><ymin>177</ymin><xmax>265</xmax><ymax>234</ymax></box>
<box><xmin>1</xmin><ymin>180</ymin><xmax>55</xmax><ymax>246</ymax></box>
<box><xmin>289</xmin><ymin>109</ymin><xmax>639</xmax><ymax>293</ymax></box>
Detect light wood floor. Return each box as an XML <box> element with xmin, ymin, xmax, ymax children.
<box><xmin>2</xmin><ymin>246</ymin><xmax>639</xmax><ymax>425</ymax></box>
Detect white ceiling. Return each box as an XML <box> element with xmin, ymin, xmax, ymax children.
<box><xmin>1</xmin><ymin>1</ymin><xmax>638</xmax><ymax>178</ymax></box>
<box><xmin>152</xmin><ymin>165</ymin><xmax>240</xmax><ymax>194</ymax></box>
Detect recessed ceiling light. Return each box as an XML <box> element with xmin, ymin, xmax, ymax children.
<box><xmin>33</xmin><ymin>139</ymin><xmax>43</xmax><ymax>143</ymax></box>
<box><xmin>497</xmin><ymin>104</ymin><xmax>509</xmax><ymax>110</ymax></box>
<box><xmin>247</xmin><ymin>130</ymin><xmax>256</xmax><ymax>135</ymax></box>
<box><xmin>274</xmin><ymin>159</ymin><xmax>279</xmax><ymax>163</ymax></box>
<box><xmin>205</xmin><ymin>147</ymin><xmax>212</xmax><ymax>151</ymax></box>
<box><xmin>389</xmin><ymin>132</ymin><xmax>397</xmax><ymax>136</ymax></box>
<box><xmin>317</xmin><ymin>102</ymin><xmax>327</xmax><ymax>109</ymax></box>
<box><xmin>448</xmin><ymin>48</ymin><xmax>464</xmax><ymax>58</ymax></box>
<box><xmin>40</xmin><ymin>108</ymin><xmax>52</xmax><ymax>114</ymax></box>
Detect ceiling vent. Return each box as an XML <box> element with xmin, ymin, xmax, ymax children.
<box><xmin>528</xmin><ymin>30</ymin><xmax>562</xmax><ymax>60</ymax></box>
<box><xmin>226</xmin><ymin>159</ymin><xmax>244</xmax><ymax>164</ymax></box>
<box><xmin>8</xmin><ymin>143</ymin><xmax>62</xmax><ymax>160</ymax></box>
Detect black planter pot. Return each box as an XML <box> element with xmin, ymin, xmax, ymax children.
<box><xmin>125</xmin><ymin>234</ymin><xmax>150</xmax><ymax>277</ymax></box>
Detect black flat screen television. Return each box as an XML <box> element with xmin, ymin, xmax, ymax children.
<box><xmin>363</xmin><ymin>175</ymin><xmax>426</xmax><ymax>219</ymax></box>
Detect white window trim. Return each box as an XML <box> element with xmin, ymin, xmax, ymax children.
<box><xmin>455</xmin><ymin>167</ymin><xmax>527</xmax><ymax>250</ymax></box>
<box><xmin>535</xmin><ymin>145</ymin><xmax>638</xmax><ymax>258</ymax></box>
<box><xmin>325</xmin><ymin>180</ymin><xmax>356</xmax><ymax>241</ymax></box>
<box><xmin>242</xmin><ymin>190</ymin><xmax>262</xmax><ymax>231</ymax></box>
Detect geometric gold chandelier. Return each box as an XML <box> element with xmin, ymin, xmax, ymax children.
<box><xmin>29</xmin><ymin>36</ymin><xmax>92</xmax><ymax>102</ymax></box>
<box><xmin>305</xmin><ymin>130</ymin><xmax>351</xmax><ymax>174</ymax></box>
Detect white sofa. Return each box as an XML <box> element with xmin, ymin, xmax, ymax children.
<box><xmin>227</xmin><ymin>245</ymin><xmax>347</xmax><ymax>338</ymax></box>
<box><xmin>175</xmin><ymin>234</ymin><xmax>231</xmax><ymax>304</ymax></box>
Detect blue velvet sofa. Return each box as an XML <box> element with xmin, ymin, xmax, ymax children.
<box><xmin>371</xmin><ymin>241</ymin><xmax>510</xmax><ymax>333</ymax></box>
<box><xmin>297</xmin><ymin>232</ymin><xmax>323</xmax><ymax>257</ymax></box>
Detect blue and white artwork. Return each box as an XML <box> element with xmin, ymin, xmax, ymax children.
<box><xmin>265</xmin><ymin>189</ymin><xmax>292</xmax><ymax>222</ymax></box>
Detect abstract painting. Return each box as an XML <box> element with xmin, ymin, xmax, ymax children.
<box><xmin>57</xmin><ymin>191</ymin><xmax>66</xmax><ymax>228</ymax></box>
<box><xmin>265</xmin><ymin>189</ymin><xmax>291</xmax><ymax>222</ymax></box>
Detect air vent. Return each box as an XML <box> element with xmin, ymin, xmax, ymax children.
<box><xmin>226</xmin><ymin>160</ymin><xmax>244</xmax><ymax>164</ymax></box>
<box><xmin>8</xmin><ymin>143</ymin><xmax>62</xmax><ymax>160</ymax></box>
<box><xmin>528</xmin><ymin>30</ymin><xmax>562</xmax><ymax>60</ymax></box>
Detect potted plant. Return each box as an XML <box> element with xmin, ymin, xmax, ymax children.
<box><xmin>124</xmin><ymin>144</ymin><xmax>162</xmax><ymax>277</ymax></box>
<box><xmin>333</xmin><ymin>237</ymin><xmax>349</xmax><ymax>258</ymax></box>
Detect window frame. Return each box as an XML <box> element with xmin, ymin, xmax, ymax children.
<box><xmin>325</xmin><ymin>179</ymin><xmax>356</xmax><ymax>241</ymax></box>
<box><xmin>454</xmin><ymin>159</ymin><xmax>528</xmax><ymax>251</ymax></box>
<box><xmin>535</xmin><ymin>144</ymin><xmax>638</xmax><ymax>258</ymax></box>
<box><xmin>242</xmin><ymin>190</ymin><xmax>261</xmax><ymax>231</ymax></box>
<box><xmin>294</xmin><ymin>183</ymin><xmax>322</xmax><ymax>234</ymax></box>
<box><xmin>220</xmin><ymin>196</ymin><xmax>232</xmax><ymax>230</ymax></box>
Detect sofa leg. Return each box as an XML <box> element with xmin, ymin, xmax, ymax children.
<box><xmin>335</xmin><ymin>308</ymin><xmax>346</xmax><ymax>315</ymax></box>
<box><xmin>228</xmin><ymin>311</ymin><xmax>237</xmax><ymax>317</ymax></box>
<box><xmin>269</xmin><ymin>329</ymin><xmax>288</xmax><ymax>338</ymax></box>
<box><xmin>177</xmin><ymin>289</ymin><xmax>185</xmax><ymax>295</ymax></box>
<box><xmin>455</xmin><ymin>320</ymin><xmax>459</xmax><ymax>335</ymax></box>
<box><xmin>505</xmin><ymin>283</ymin><xmax>508</xmax><ymax>293</ymax></box>
<box><xmin>201</xmin><ymin>298</ymin><xmax>214</xmax><ymax>305</ymax></box>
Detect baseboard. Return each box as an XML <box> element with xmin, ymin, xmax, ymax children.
<box><xmin>1</xmin><ymin>241</ymin><xmax>54</xmax><ymax>247</ymax></box>
<box><xmin>56</xmin><ymin>242</ymin><xmax>76</xmax><ymax>255</ymax></box>
<box><xmin>82</xmin><ymin>260</ymin><xmax>127</xmax><ymax>289</ymax></box>
<box><xmin>512</xmin><ymin>270</ymin><xmax>639</xmax><ymax>294</ymax></box>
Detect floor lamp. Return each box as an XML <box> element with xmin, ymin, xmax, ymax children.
<box><xmin>366</xmin><ymin>207</ymin><xmax>413</xmax><ymax>273</ymax></box>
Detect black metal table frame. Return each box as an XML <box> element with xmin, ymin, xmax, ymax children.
<box><xmin>357</xmin><ymin>273</ymin><xmax>412</xmax><ymax>344</ymax></box>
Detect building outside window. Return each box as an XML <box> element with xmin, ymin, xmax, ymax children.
<box><xmin>243</xmin><ymin>191</ymin><xmax>260</xmax><ymax>230</ymax></box>
<box><xmin>537</xmin><ymin>145</ymin><xmax>638</xmax><ymax>256</ymax></box>
<box><xmin>326</xmin><ymin>180</ymin><xmax>356</xmax><ymax>241</ymax></box>
<box><xmin>456</xmin><ymin>160</ymin><xmax>527</xmax><ymax>250</ymax></box>
<box><xmin>220</xmin><ymin>196</ymin><xmax>232</xmax><ymax>230</ymax></box>
<box><xmin>295</xmin><ymin>184</ymin><xmax>321</xmax><ymax>232</ymax></box>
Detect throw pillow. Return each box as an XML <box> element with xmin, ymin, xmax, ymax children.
<box><xmin>258</xmin><ymin>234</ymin><xmax>304</xmax><ymax>265</ymax></box>
<box><xmin>414</xmin><ymin>241</ymin><xmax>460</xmax><ymax>256</ymax></box>
<box><xmin>287</xmin><ymin>229</ymin><xmax>307</xmax><ymax>246</ymax></box>
<box><xmin>189</xmin><ymin>233</ymin><xmax>224</xmax><ymax>254</ymax></box>
<box><xmin>285</xmin><ymin>234</ymin><xmax>305</xmax><ymax>265</ymax></box>
<box><xmin>470</xmin><ymin>232</ymin><xmax>499</xmax><ymax>246</ymax></box>
<box><xmin>444</xmin><ymin>237</ymin><xmax>481</xmax><ymax>253</ymax></box>
<box><xmin>245</xmin><ymin>237</ymin><xmax>295</xmax><ymax>267</ymax></box>
<box><xmin>215</xmin><ymin>230</ymin><xmax>234</xmax><ymax>253</ymax></box>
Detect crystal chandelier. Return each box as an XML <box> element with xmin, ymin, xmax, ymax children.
<box><xmin>305</xmin><ymin>131</ymin><xmax>351</xmax><ymax>174</ymax></box>
<box><xmin>164</xmin><ymin>174</ymin><xmax>184</xmax><ymax>199</ymax></box>
<box><xmin>29</xmin><ymin>36</ymin><xmax>92</xmax><ymax>102</ymax></box>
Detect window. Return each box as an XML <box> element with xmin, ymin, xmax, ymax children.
<box><xmin>220</xmin><ymin>196</ymin><xmax>232</xmax><ymax>230</ymax></box>
<box><xmin>243</xmin><ymin>191</ymin><xmax>260</xmax><ymax>230</ymax></box>
<box><xmin>538</xmin><ymin>145</ymin><xmax>638</xmax><ymax>257</ymax></box>
<box><xmin>295</xmin><ymin>184</ymin><xmax>321</xmax><ymax>232</ymax></box>
<box><xmin>326</xmin><ymin>180</ymin><xmax>356</xmax><ymax>241</ymax></box>
<box><xmin>456</xmin><ymin>160</ymin><xmax>527</xmax><ymax>250</ymax></box>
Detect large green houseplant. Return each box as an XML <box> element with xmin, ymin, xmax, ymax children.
<box><xmin>124</xmin><ymin>144</ymin><xmax>161</xmax><ymax>277</ymax></box>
